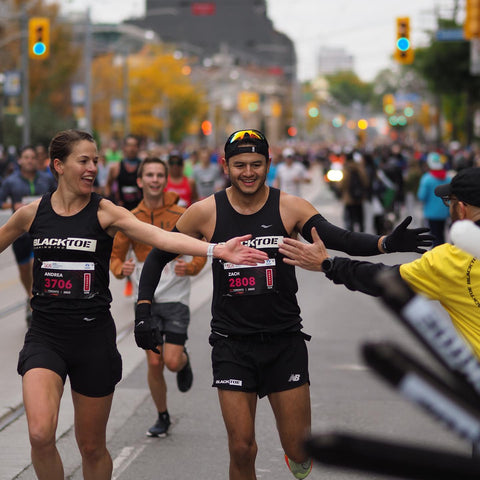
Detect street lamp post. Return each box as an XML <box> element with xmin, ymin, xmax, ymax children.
<box><xmin>21</xmin><ymin>5</ymin><xmax>30</xmax><ymax>145</ymax></box>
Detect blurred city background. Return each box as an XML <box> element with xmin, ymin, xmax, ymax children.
<box><xmin>0</xmin><ymin>0</ymin><xmax>479</xmax><ymax>152</ymax></box>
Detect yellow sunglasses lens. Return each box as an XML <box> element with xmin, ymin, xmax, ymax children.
<box><xmin>228</xmin><ymin>130</ymin><xmax>265</xmax><ymax>143</ymax></box>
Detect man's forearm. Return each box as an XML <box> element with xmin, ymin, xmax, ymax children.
<box><xmin>324</xmin><ymin>258</ymin><xmax>401</xmax><ymax>297</ymax></box>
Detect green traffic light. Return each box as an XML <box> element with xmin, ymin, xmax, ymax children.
<box><xmin>396</xmin><ymin>37</ymin><xmax>410</xmax><ymax>52</ymax></box>
<box><xmin>33</xmin><ymin>42</ymin><xmax>46</xmax><ymax>55</ymax></box>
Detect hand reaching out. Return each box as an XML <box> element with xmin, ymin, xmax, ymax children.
<box><xmin>216</xmin><ymin>235</ymin><xmax>268</xmax><ymax>265</ymax></box>
<box><xmin>279</xmin><ymin>227</ymin><xmax>330</xmax><ymax>271</ymax></box>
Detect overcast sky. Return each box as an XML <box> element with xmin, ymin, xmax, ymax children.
<box><xmin>57</xmin><ymin>0</ymin><xmax>455</xmax><ymax>81</ymax></box>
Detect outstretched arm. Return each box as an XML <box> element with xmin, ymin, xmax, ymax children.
<box><xmin>0</xmin><ymin>202</ymin><xmax>37</xmax><ymax>254</ymax></box>
<box><xmin>101</xmin><ymin>199</ymin><xmax>268</xmax><ymax>265</ymax></box>
<box><xmin>301</xmin><ymin>214</ymin><xmax>433</xmax><ymax>256</ymax></box>
<box><xmin>280</xmin><ymin>227</ymin><xmax>400</xmax><ymax>296</ymax></box>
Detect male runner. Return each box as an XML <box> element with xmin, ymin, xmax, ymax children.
<box><xmin>134</xmin><ymin>129</ymin><xmax>432</xmax><ymax>479</ymax></box>
<box><xmin>110</xmin><ymin>157</ymin><xmax>206</xmax><ymax>437</ymax></box>
<box><xmin>0</xmin><ymin>145</ymin><xmax>56</xmax><ymax>325</ymax></box>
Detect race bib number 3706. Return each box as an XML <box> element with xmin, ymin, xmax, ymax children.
<box><xmin>222</xmin><ymin>259</ymin><xmax>276</xmax><ymax>296</ymax></box>
<box><xmin>40</xmin><ymin>261</ymin><xmax>95</xmax><ymax>298</ymax></box>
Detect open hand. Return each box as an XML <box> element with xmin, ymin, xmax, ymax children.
<box><xmin>216</xmin><ymin>234</ymin><xmax>268</xmax><ymax>265</ymax></box>
<box><xmin>279</xmin><ymin>227</ymin><xmax>329</xmax><ymax>271</ymax></box>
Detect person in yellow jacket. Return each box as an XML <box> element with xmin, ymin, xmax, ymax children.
<box><xmin>279</xmin><ymin>167</ymin><xmax>480</xmax><ymax>357</ymax></box>
<box><xmin>110</xmin><ymin>156</ymin><xmax>207</xmax><ymax>437</ymax></box>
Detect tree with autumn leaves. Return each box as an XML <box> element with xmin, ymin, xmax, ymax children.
<box><xmin>91</xmin><ymin>44</ymin><xmax>206</xmax><ymax>144</ymax></box>
<box><xmin>1</xmin><ymin>1</ymin><xmax>206</xmax><ymax>147</ymax></box>
<box><xmin>0</xmin><ymin>0</ymin><xmax>81</xmax><ymax>146</ymax></box>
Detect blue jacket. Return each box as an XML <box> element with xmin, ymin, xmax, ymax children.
<box><xmin>417</xmin><ymin>172</ymin><xmax>450</xmax><ymax>220</ymax></box>
<box><xmin>0</xmin><ymin>170</ymin><xmax>56</xmax><ymax>210</ymax></box>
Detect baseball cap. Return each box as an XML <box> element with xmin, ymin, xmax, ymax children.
<box><xmin>168</xmin><ymin>150</ymin><xmax>183</xmax><ymax>164</ymax></box>
<box><xmin>427</xmin><ymin>152</ymin><xmax>444</xmax><ymax>170</ymax></box>
<box><xmin>224</xmin><ymin>129</ymin><xmax>269</xmax><ymax>161</ymax></box>
<box><xmin>434</xmin><ymin>167</ymin><xmax>480</xmax><ymax>207</ymax></box>
<box><xmin>282</xmin><ymin>147</ymin><xmax>295</xmax><ymax>158</ymax></box>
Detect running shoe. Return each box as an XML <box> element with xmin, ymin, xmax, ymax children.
<box><xmin>285</xmin><ymin>454</ymin><xmax>312</xmax><ymax>479</ymax></box>
<box><xmin>176</xmin><ymin>348</ymin><xmax>193</xmax><ymax>392</ymax></box>
<box><xmin>146</xmin><ymin>411</ymin><xmax>170</xmax><ymax>437</ymax></box>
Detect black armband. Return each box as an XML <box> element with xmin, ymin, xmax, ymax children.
<box><xmin>302</xmin><ymin>214</ymin><xmax>380</xmax><ymax>256</ymax></box>
<box><xmin>137</xmin><ymin>227</ymin><xmax>179</xmax><ymax>302</ymax></box>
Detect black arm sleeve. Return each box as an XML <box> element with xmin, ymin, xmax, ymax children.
<box><xmin>302</xmin><ymin>214</ymin><xmax>381</xmax><ymax>256</ymax></box>
<box><xmin>325</xmin><ymin>257</ymin><xmax>401</xmax><ymax>297</ymax></box>
<box><xmin>137</xmin><ymin>227</ymin><xmax>179</xmax><ymax>302</ymax></box>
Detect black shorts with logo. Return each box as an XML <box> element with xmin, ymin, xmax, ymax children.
<box><xmin>17</xmin><ymin>309</ymin><xmax>122</xmax><ymax>397</ymax></box>
<box><xmin>209</xmin><ymin>331</ymin><xmax>310</xmax><ymax>398</ymax></box>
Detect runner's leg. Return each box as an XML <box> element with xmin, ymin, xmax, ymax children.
<box><xmin>23</xmin><ymin>368</ymin><xmax>64</xmax><ymax>480</ymax></box>
<box><xmin>146</xmin><ymin>347</ymin><xmax>167</xmax><ymax>412</ymax></box>
<box><xmin>268</xmin><ymin>383</ymin><xmax>311</xmax><ymax>463</ymax></box>
<box><xmin>218</xmin><ymin>389</ymin><xmax>258</xmax><ymax>480</ymax></box>
<box><xmin>72</xmin><ymin>390</ymin><xmax>114</xmax><ymax>480</ymax></box>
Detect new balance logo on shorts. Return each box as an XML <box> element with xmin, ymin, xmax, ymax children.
<box><xmin>288</xmin><ymin>374</ymin><xmax>301</xmax><ymax>382</ymax></box>
<box><xmin>215</xmin><ymin>379</ymin><xmax>243</xmax><ymax>386</ymax></box>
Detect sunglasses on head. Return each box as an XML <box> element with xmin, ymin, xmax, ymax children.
<box><xmin>227</xmin><ymin>129</ymin><xmax>266</xmax><ymax>144</ymax></box>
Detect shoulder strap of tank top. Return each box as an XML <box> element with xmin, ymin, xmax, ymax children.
<box><xmin>214</xmin><ymin>189</ymin><xmax>229</xmax><ymax>210</ymax></box>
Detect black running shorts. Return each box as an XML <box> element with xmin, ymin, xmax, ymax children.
<box><xmin>12</xmin><ymin>232</ymin><xmax>33</xmax><ymax>265</ymax></box>
<box><xmin>151</xmin><ymin>301</ymin><xmax>190</xmax><ymax>346</ymax></box>
<box><xmin>209</xmin><ymin>332</ymin><xmax>310</xmax><ymax>398</ymax></box>
<box><xmin>17</xmin><ymin>309</ymin><xmax>122</xmax><ymax>397</ymax></box>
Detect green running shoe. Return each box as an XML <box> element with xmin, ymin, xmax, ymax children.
<box><xmin>284</xmin><ymin>454</ymin><xmax>312</xmax><ymax>479</ymax></box>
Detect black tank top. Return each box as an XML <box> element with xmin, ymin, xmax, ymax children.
<box><xmin>118</xmin><ymin>160</ymin><xmax>142</xmax><ymax>210</ymax></box>
<box><xmin>30</xmin><ymin>192</ymin><xmax>113</xmax><ymax>314</ymax></box>
<box><xmin>210</xmin><ymin>188</ymin><xmax>301</xmax><ymax>335</ymax></box>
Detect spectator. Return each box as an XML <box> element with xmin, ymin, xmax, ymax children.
<box><xmin>417</xmin><ymin>152</ymin><xmax>450</xmax><ymax>246</ymax></box>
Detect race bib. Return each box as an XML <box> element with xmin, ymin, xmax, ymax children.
<box><xmin>222</xmin><ymin>259</ymin><xmax>276</xmax><ymax>296</ymax></box>
<box><xmin>40</xmin><ymin>261</ymin><xmax>95</xmax><ymax>298</ymax></box>
<box><xmin>121</xmin><ymin>185</ymin><xmax>139</xmax><ymax>202</ymax></box>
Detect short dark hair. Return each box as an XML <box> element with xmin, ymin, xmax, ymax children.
<box><xmin>19</xmin><ymin>145</ymin><xmax>36</xmax><ymax>157</ymax></box>
<box><xmin>48</xmin><ymin>130</ymin><xmax>95</xmax><ymax>180</ymax></box>
<box><xmin>137</xmin><ymin>156</ymin><xmax>168</xmax><ymax>178</ymax></box>
<box><xmin>123</xmin><ymin>134</ymin><xmax>140</xmax><ymax>147</ymax></box>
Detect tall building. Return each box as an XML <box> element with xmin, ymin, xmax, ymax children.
<box><xmin>127</xmin><ymin>0</ymin><xmax>296</xmax><ymax>80</ymax></box>
<box><xmin>317</xmin><ymin>47</ymin><xmax>354</xmax><ymax>76</ymax></box>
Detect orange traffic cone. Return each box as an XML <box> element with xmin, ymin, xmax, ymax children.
<box><xmin>124</xmin><ymin>277</ymin><xmax>133</xmax><ymax>296</ymax></box>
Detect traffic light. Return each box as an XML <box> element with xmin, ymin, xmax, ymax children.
<box><xmin>464</xmin><ymin>0</ymin><xmax>480</xmax><ymax>39</ymax></box>
<box><xmin>286</xmin><ymin>126</ymin><xmax>297</xmax><ymax>137</ymax></box>
<box><xmin>28</xmin><ymin>17</ymin><xmax>50</xmax><ymax>60</ymax></box>
<box><xmin>307</xmin><ymin>102</ymin><xmax>319</xmax><ymax>118</ymax></box>
<box><xmin>394</xmin><ymin>17</ymin><xmax>414</xmax><ymax>65</ymax></box>
<box><xmin>383</xmin><ymin>94</ymin><xmax>396</xmax><ymax>115</ymax></box>
<box><xmin>201</xmin><ymin>120</ymin><xmax>212</xmax><ymax>136</ymax></box>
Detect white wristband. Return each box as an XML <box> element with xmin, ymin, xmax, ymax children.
<box><xmin>207</xmin><ymin>243</ymin><xmax>217</xmax><ymax>259</ymax></box>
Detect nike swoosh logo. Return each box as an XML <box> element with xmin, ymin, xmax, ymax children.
<box><xmin>83</xmin><ymin>317</ymin><xmax>95</xmax><ymax>322</ymax></box>
<box><xmin>261</xmin><ymin>224</ymin><xmax>272</xmax><ymax>228</ymax></box>
<box><xmin>137</xmin><ymin>321</ymin><xmax>144</xmax><ymax>326</ymax></box>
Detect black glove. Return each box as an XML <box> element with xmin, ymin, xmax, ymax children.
<box><xmin>134</xmin><ymin>303</ymin><xmax>162</xmax><ymax>354</ymax></box>
<box><xmin>384</xmin><ymin>216</ymin><xmax>434</xmax><ymax>254</ymax></box>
